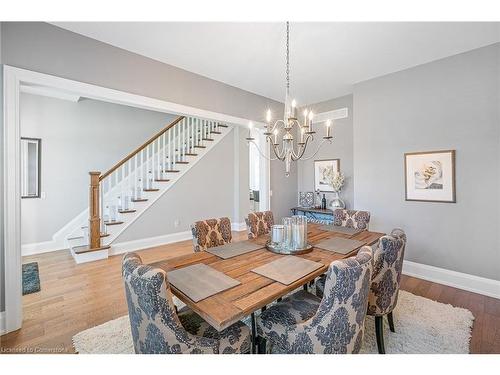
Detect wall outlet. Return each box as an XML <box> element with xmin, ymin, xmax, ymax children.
<box><xmin>174</xmin><ymin>219</ymin><xmax>180</xmax><ymax>228</ymax></box>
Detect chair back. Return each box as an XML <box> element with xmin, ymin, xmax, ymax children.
<box><xmin>245</xmin><ymin>211</ymin><xmax>274</xmax><ymax>239</ymax></box>
<box><xmin>368</xmin><ymin>228</ymin><xmax>407</xmax><ymax>316</ymax></box>
<box><xmin>190</xmin><ymin>217</ymin><xmax>232</xmax><ymax>252</ymax></box>
<box><xmin>333</xmin><ymin>209</ymin><xmax>371</xmax><ymax>230</ymax></box>
<box><xmin>122</xmin><ymin>253</ymin><xmax>218</xmax><ymax>354</ymax></box>
<box><xmin>308</xmin><ymin>246</ymin><xmax>373</xmax><ymax>353</ymax></box>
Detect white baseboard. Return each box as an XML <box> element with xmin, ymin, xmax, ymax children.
<box><xmin>0</xmin><ymin>311</ymin><xmax>5</xmax><ymax>335</ymax></box>
<box><xmin>110</xmin><ymin>223</ymin><xmax>248</xmax><ymax>257</ymax></box>
<box><xmin>21</xmin><ymin>240</ymin><xmax>65</xmax><ymax>256</ymax></box>
<box><xmin>232</xmin><ymin>222</ymin><xmax>247</xmax><ymax>231</ymax></box>
<box><xmin>110</xmin><ymin>230</ymin><xmax>193</xmax><ymax>256</ymax></box>
<box><xmin>403</xmin><ymin>260</ymin><xmax>500</xmax><ymax>299</ymax></box>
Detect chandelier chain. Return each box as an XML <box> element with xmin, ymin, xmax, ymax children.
<box><xmin>286</xmin><ymin>21</ymin><xmax>290</xmax><ymax>93</ymax></box>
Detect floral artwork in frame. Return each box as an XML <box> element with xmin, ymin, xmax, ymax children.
<box><xmin>404</xmin><ymin>150</ymin><xmax>456</xmax><ymax>203</ymax></box>
<box><xmin>314</xmin><ymin>159</ymin><xmax>340</xmax><ymax>192</ymax></box>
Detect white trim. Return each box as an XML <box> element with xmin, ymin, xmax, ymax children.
<box><xmin>2</xmin><ymin>65</ymin><xmax>265</xmax><ymax>335</ymax></box>
<box><xmin>20</xmin><ymin>84</ymin><xmax>81</xmax><ymax>102</ymax></box>
<box><xmin>403</xmin><ymin>260</ymin><xmax>500</xmax><ymax>299</ymax></box>
<box><xmin>109</xmin><ymin>230</ymin><xmax>193</xmax><ymax>256</ymax></box>
<box><xmin>313</xmin><ymin>107</ymin><xmax>349</xmax><ymax>124</ymax></box>
<box><xmin>231</xmin><ymin>222</ymin><xmax>247</xmax><ymax>231</ymax></box>
<box><xmin>21</xmin><ymin>240</ymin><xmax>65</xmax><ymax>256</ymax></box>
<box><xmin>0</xmin><ymin>311</ymin><xmax>6</xmax><ymax>335</ymax></box>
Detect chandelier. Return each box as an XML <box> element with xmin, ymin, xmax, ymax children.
<box><xmin>246</xmin><ymin>21</ymin><xmax>333</xmax><ymax>177</ymax></box>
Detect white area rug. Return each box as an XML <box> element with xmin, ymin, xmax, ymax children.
<box><xmin>73</xmin><ymin>291</ymin><xmax>474</xmax><ymax>354</ymax></box>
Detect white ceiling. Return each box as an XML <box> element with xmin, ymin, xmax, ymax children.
<box><xmin>52</xmin><ymin>22</ymin><xmax>500</xmax><ymax>105</ymax></box>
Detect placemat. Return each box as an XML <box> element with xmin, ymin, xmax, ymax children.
<box><xmin>251</xmin><ymin>256</ymin><xmax>323</xmax><ymax>285</ymax></box>
<box><xmin>206</xmin><ymin>240</ymin><xmax>264</xmax><ymax>259</ymax></box>
<box><xmin>315</xmin><ymin>237</ymin><xmax>365</xmax><ymax>255</ymax></box>
<box><xmin>318</xmin><ymin>225</ymin><xmax>364</xmax><ymax>236</ymax></box>
<box><xmin>167</xmin><ymin>264</ymin><xmax>241</xmax><ymax>302</ymax></box>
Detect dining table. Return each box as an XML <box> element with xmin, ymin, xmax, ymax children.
<box><xmin>150</xmin><ymin>223</ymin><xmax>384</xmax><ymax>353</ymax></box>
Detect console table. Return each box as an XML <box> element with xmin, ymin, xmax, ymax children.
<box><xmin>290</xmin><ymin>207</ymin><xmax>334</xmax><ymax>224</ymax></box>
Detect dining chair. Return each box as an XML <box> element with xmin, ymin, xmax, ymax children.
<box><xmin>367</xmin><ymin>228</ymin><xmax>406</xmax><ymax>354</ymax></box>
<box><xmin>256</xmin><ymin>247</ymin><xmax>373</xmax><ymax>354</ymax></box>
<box><xmin>333</xmin><ymin>209</ymin><xmax>371</xmax><ymax>230</ymax></box>
<box><xmin>122</xmin><ymin>252</ymin><xmax>251</xmax><ymax>354</ymax></box>
<box><xmin>190</xmin><ymin>217</ymin><xmax>232</xmax><ymax>252</ymax></box>
<box><xmin>245</xmin><ymin>211</ymin><xmax>274</xmax><ymax>239</ymax></box>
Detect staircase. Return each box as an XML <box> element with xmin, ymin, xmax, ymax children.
<box><xmin>61</xmin><ymin>115</ymin><xmax>233</xmax><ymax>263</ymax></box>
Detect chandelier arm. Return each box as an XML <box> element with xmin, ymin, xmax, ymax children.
<box><xmin>298</xmin><ymin>139</ymin><xmax>333</xmax><ymax>161</ymax></box>
<box><xmin>248</xmin><ymin>139</ymin><xmax>281</xmax><ymax>161</ymax></box>
<box><xmin>270</xmin><ymin>139</ymin><xmax>287</xmax><ymax>160</ymax></box>
<box><xmin>268</xmin><ymin>119</ymin><xmax>286</xmax><ymax>134</ymax></box>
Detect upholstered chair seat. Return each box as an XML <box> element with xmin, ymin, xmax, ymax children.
<box><xmin>333</xmin><ymin>209</ymin><xmax>371</xmax><ymax>230</ymax></box>
<box><xmin>245</xmin><ymin>211</ymin><xmax>274</xmax><ymax>239</ymax></box>
<box><xmin>190</xmin><ymin>217</ymin><xmax>232</xmax><ymax>252</ymax></box>
<box><xmin>122</xmin><ymin>252</ymin><xmax>251</xmax><ymax>354</ymax></box>
<box><xmin>257</xmin><ymin>247</ymin><xmax>373</xmax><ymax>354</ymax></box>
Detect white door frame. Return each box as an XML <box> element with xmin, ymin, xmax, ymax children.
<box><xmin>2</xmin><ymin>65</ymin><xmax>265</xmax><ymax>334</ymax></box>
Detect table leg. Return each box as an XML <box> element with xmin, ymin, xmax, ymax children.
<box><xmin>251</xmin><ymin>312</ymin><xmax>257</xmax><ymax>354</ymax></box>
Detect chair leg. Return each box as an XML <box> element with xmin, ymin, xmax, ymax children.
<box><xmin>375</xmin><ymin>316</ymin><xmax>386</xmax><ymax>354</ymax></box>
<box><xmin>251</xmin><ymin>313</ymin><xmax>257</xmax><ymax>354</ymax></box>
<box><xmin>387</xmin><ymin>312</ymin><xmax>395</xmax><ymax>333</ymax></box>
<box><xmin>303</xmin><ymin>284</ymin><xmax>308</xmax><ymax>291</ymax></box>
<box><xmin>257</xmin><ymin>337</ymin><xmax>267</xmax><ymax>354</ymax></box>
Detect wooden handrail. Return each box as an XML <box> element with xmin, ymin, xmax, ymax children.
<box><xmin>99</xmin><ymin>115</ymin><xmax>185</xmax><ymax>181</ymax></box>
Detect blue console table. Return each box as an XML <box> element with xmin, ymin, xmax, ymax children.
<box><xmin>290</xmin><ymin>207</ymin><xmax>334</xmax><ymax>225</ymax></box>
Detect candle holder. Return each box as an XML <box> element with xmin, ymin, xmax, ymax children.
<box><xmin>265</xmin><ymin>215</ymin><xmax>313</xmax><ymax>255</ymax></box>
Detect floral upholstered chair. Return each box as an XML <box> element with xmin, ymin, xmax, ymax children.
<box><xmin>190</xmin><ymin>217</ymin><xmax>232</xmax><ymax>252</ymax></box>
<box><xmin>245</xmin><ymin>211</ymin><xmax>274</xmax><ymax>239</ymax></box>
<box><xmin>122</xmin><ymin>252</ymin><xmax>251</xmax><ymax>354</ymax></box>
<box><xmin>333</xmin><ymin>209</ymin><xmax>371</xmax><ymax>230</ymax></box>
<box><xmin>256</xmin><ymin>247</ymin><xmax>373</xmax><ymax>354</ymax></box>
<box><xmin>367</xmin><ymin>228</ymin><xmax>406</xmax><ymax>354</ymax></box>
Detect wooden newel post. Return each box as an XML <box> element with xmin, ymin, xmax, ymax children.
<box><xmin>89</xmin><ymin>171</ymin><xmax>101</xmax><ymax>249</ymax></box>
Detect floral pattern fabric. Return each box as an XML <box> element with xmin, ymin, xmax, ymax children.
<box><xmin>122</xmin><ymin>252</ymin><xmax>251</xmax><ymax>354</ymax></box>
<box><xmin>333</xmin><ymin>209</ymin><xmax>371</xmax><ymax>230</ymax></box>
<box><xmin>367</xmin><ymin>229</ymin><xmax>406</xmax><ymax>316</ymax></box>
<box><xmin>245</xmin><ymin>211</ymin><xmax>274</xmax><ymax>239</ymax></box>
<box><xmin>190</xmin><ymin>217</ymin><xmax>232</xmax><ymax>252</ymax></box>
<box><xmin>257</xmin><ymin>247</ymin><xmax>373</xmax><ymax>354</ymax></box>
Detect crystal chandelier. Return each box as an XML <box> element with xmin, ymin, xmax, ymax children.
<box><xmin>246</xmin><ymin>22</ymin><xmax>333</xmax><ymax>177</ymax></box>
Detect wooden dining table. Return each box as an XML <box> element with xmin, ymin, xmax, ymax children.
<box><xmin>150</xmin><ymin>223</ymin><xmax>384</xmax><ymax>353</ymax></box>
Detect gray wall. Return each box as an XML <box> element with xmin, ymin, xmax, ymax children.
<box><xmin>297</xmin><ymin>95</ymin><xmax>354</xmax><ymax>209</ymax></box>
<box><xmin>353</xmin><ymin>43</ymin><xmax>500</xmax><ymax>280</ymax></box>
<box><xmin>1</xmin><ymin>22</ymin><xmax>4</xmax><ymax>311</ymax></box>
<box><xmin>20</xmin><ymin>93</ymin><xmax>176</xmax><ymax>246</ymax></box>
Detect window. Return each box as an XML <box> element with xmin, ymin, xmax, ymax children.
<box><xmin>21</xmin><ymin>137</ymin><xmax>41</xmax><ymax>198</ymax></box>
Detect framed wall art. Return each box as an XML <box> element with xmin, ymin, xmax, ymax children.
<box><xmin>314</xmin><ymin>159</ymin><xmax>340</xmax><ymax>192</ymax></box>
<box><xmin>404</xmin><ymin>150</ymin><xmax>456</xmax><ymax>203</ymax></box>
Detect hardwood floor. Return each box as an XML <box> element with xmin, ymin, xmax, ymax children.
<box><xmin>1</xmin><ymin>231</ymin><xmax>499</xmax><ymax>354</ymax></box>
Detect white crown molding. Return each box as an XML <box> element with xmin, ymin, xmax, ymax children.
<box><xmin>403</xmin><ymin>260</ymin><xmax>500</xmax><ymax>300</ymax></box>
<box><xmin>312</xmin><ymin>107</ymin><xmax>349</xmax><ymax>124</ymax></box>
<box><xmin>20</xmin><ymin>84</ymin><xmax>81</xmax><ymax>102</ymax></box>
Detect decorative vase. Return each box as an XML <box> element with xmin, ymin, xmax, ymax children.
<box><xmin>330</xmin><ymin>191</ymin><xmax>345</xmax><ymax>209</ymax></box>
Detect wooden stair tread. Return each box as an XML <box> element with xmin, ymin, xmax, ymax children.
<box><xmin>143</xmin><ymin>188</ymin><xmax>160</xmax><ymax>192</ymax></box>
<box><xmin>211</xmin><ymin>131</ymin><xmax>222</xmax><ymax>134</ymax></box>
<box><xmin>73</xmin><ymin>245</ymin><xmax>111</xmax><ymax>254</ymax></box>
<box><xmin>131</xmin><ymin>198</ymin><xmax>148</xmax><ymax>202</ymax></box>
<box><xmin>194</xmin><ymin>145</ymin><xmax>206</xmax><ymax>149</ymax></box>
<box><xmin>202</xmin><ymin>138</ymin><xmax>214</xmax><ymax>141</ymax></box>
<box><xmin>164</xmin><ymin>170</ymin><xmax>180</xmax><ymax>173</ymax></box>
<box><xmin>176</xmin><ymin>161</ymin><xmax>189</xmax><ymax>164</ymax></box>
<box><xmin>155</xmin><ymin>179</ymin><xmax>170</xmax><ymax>182</ymax></box>
<box><xmin>104</xmin><ymin>221</ymin><xmax>124</xmax><ymax>226</ymax></box>
<box><xmin>185</xmin><ymin>153</ymin><xmax>198</xmax><ymax>156</ymax></box>
<box><xmin>218</xmin><ymin>124</ymin><xmax>228</xmax><ymax>128</ymax></box>
<box><xmin>118</xmin><ymin>209</ymin><xmax>136</xmax><ymax>214</ymax></box>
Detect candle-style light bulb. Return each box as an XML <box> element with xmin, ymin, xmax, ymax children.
<box><xmin>291</xmin><ymin>99</ymin><xmax>296</xmax><ymax>108</ymax></box>
<box><xmin>308</xmin><ymin>111</ymin><xmax>314</xmax><ymax>131</ymax></box>
<box><xmin>326</xmin><ymin>119</ymin><xmax>331</xmax><ymax>138</ymax></box>
<box><xmin>291</xmin><ymin>99</ymin><xmax>297</xmax><ymax>118</ymax></box>
<box><xmin>303</xmin><ymin>109</ymin><xmax>309</xmax><ymax>127</ymax></box>
<box><xmin>247</xmin><ymin>121</ymin><xmax>254</xmax><ymax>139</ymax></box>
<box><xmin>300</xmin><ymin>127</ymin><xmax>305</xmax><ymax>143</ymax></box>
<box><xmin>266</xmin><ymin>109</ymin><xmax>272</xmax><ymax>123</ymax></box>
<box><xmin>273</xmin><ymin>128</ymin><xmax>279</xmax><ymax>144</ymax></box>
